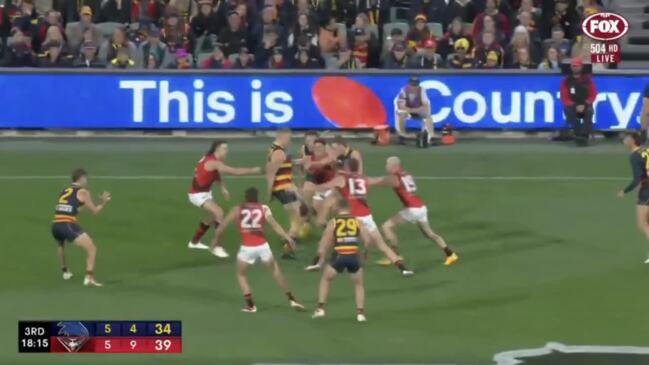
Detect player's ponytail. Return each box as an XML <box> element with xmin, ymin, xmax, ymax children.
<box><xmin>207</xmin><ymin>140</ymin><xmax>226</xmax><ymax>155</ymax></box>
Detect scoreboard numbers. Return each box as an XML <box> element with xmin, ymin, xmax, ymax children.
<box><xmin>18</xmin><ymin>321</ymin><xmax>182</xmax><ymax>354</ymax></box>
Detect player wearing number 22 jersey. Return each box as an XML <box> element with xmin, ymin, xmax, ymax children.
<box><xmin>214</xmin><ymin>187</ymin><xmax>305</xmax><ymax>313</ymax></box>
<box><xmin>306</xmin><ymin>158</ymin><xmax>414</xmax><ymax>276</ymax></box>
<box><xmin>379</xmin><ymin>156</ymin><xmax>458</xmax><ymax>266</ymax></box>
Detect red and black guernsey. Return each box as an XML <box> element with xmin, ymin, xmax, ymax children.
<box><xmin>237</xmin><ymin>203</ymin><xmax>268</xmax><ymax>247</ymax></box>
<box><xmin>53</xmin><ymin>185</ymin><xmax>84</xmax><ymax>223</ymax></box>
<box><xmin>268</xmin><ymin>143</ymin><xmax>293</xmax><ymax>192</ymax></box>
<box><xmin>393</xmin><ymin>170</ymin><xmax>424</xmax><ymax>208</ymax></box>
<box><xmin>189</xmin><ymin>154</ymin><xmax>222</xmax><ymax>193</ymax></box>
<box><xmin>309</xmin><ymin>155</ymin><xmax>337</xmax><ymax>184</ymax></box>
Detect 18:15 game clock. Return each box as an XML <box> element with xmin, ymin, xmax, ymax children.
<box><xmin>18</xmin><ymin>320</ymin><xmax>182</xmax><ymax>353</ymax></box>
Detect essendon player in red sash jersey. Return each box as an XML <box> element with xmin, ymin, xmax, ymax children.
<box><xmin>379</xmin><ymin>156</ymin><xmax>458</xmax><ymax>266</ymax></box>
<box><xmin>187</xmin><ymin>140</ymin><xmax>261</xmax><ymax>257</ymax></box>
<box><xmin>306</xmin><ymin>158</ymin><xmax>414</xmax><ymax>276</ymax></box>
<box><xmin>214</xmin><ymin>187</ymin><xmax>305</xmax><ymax>313</ymax></box>
<box><xmin>302</xmin><ymin>139</ymin><xmax>339</xmax><ymax>227</ymax></box>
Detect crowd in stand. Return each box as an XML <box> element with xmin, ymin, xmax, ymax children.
<box><xmin>0</xmin><ymin>0</ymin><xmax>609</xmax><ymax>69</ymax></box>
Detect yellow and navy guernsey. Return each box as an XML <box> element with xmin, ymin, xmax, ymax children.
<box><xmin>268</xmin><ymin>143</ymin><xmax>293</xmax><ymax>192</ymax></box>
<box><xmin>333</xmin><ymin>214</ymin><xmax>360</xmax><ymax>255</ymax></box>
<box><xmin>53</xmin><ymin>185</ymin><xmax>84</xmax><ymax>223</ymax></box>
<box><xmin>336</xmin><ymin>146</ymin><xmax>355</xmax><ymax>168</ymax></box>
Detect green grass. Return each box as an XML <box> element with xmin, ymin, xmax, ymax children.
<box><xmin>1</xmin><ymin>138</ymin><xmax>648</xmax><ymax>365</ymax></box>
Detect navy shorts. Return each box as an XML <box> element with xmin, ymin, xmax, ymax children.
<box><xmin>272</xmin><ymin>190</ymin><xmax>298</xmax><ymax>205</ymax></box>
<box><xmin>51</xmin><ymin>223</ymin><xmax>84</xmax><ymax>245</ymax></box>
<box><xmin>639</xmin><ymin>186</ymin><xmax>649</xmax><ymax>206</ymax></box>
<box><xmin>329</xmin><ymin>253</ymin><xmax>361</xmax><ymax>274</ymax></box>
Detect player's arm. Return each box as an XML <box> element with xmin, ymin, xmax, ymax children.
<box><xmin>351</xmin><ymin>150</ymin><xmax>363</xmax><ymax>173</ymax></box>
<box><xmin>641</xmin><ymin>90</ymin><xmax>649</xmax><ymax>134</ymax></box>
<box><xmin>265</xmin><ymin>150</ymin><xmax>284</xmax><ymax>199</ymax></box>
<box><xmin>207</xmin><ymin>160</ymin><xmax>261</xmax><ymax>176</ymax></box>
<box><xmin>367</xmin><ymin>175</ymin><xmax>399</xmax><ymax>187</ymax></box>
<box><xmin>264</xmin><ymin>206</ymin><xmax>295</xmax><ymax>249</ymax></box>
<box><xmin>216</xmin><ymin>180</ymin><xmax>230</xmax><ymax>201</ymax></box>
<box><xmin>213</xmin><ymin>207</ymin><xmax>238</xmax><ymax>244</ymax></box>
<box><xmin>314</xmin><ymin>175</ymin><xmax>345</xmax><ymax>192</ymax></box>
<box><xmin>619</xmin><ymin>154</ymin><xmax>643</xmax><ymax>196</ymax></box>
<box><xmin>77</xmin><ymin>189</ymin><xmax>111</xmax><ymax>215</ymax></box>
<box><xmin>315</xmin><ymin>219</ymin><xmax>335</xmax><ymax>265</ymax></box>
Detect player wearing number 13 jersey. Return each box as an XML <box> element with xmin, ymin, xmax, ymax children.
<box><xmin>214</xmin><ymin>187</ymin><xmax>305</xmax><ymax>313</ymax></box>
<box><xmin>379</xmin><ymin>156</ymin><xmax>458</xmax><ymax>266</ymax></box>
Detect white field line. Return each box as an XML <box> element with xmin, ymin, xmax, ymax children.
<box><xmin>0</xmin><ymin>175</ymin><xmax>627</xmax><ymax>181</ymax></box>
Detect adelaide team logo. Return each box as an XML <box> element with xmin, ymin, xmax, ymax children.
<box><xmin>56</xmin><ymin>321</ymin><xmax>90</xmax><ymax>352</ymax></box>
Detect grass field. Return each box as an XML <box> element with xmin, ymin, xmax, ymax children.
<box><xmin>2</xmin><ymin>137</ymin><xmax>649</xmax><ymax>365</ymax></box>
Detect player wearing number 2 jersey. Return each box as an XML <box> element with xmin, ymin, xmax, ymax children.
<box><xmin>379</xmin><ymin>156</ymin><xmax>458</xmax><ymax>266</ymax></box>
<box><xmin>306</xmin><ymin>158</ymin><xmax>414</xmax><ymax>276</ymax></box>
<box><xmin>213</xmin><ymin>187</ymin><xmax>305</xmax><ymax>313</ymax></box>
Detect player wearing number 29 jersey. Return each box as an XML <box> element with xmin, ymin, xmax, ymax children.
<box><xmin>379</xmin><ymin>156</ymin><xmax>458</xmax><ymax>267</ymax></box>
<box><xmin>213</xmin><ymin>187</ymin><xmax>305</xmax><ymax>313</ymax></box>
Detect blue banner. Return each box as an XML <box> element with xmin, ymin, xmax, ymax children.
<box><xmin>0</xmin><ymin>72</ymin><xmax>646</xmax><ymax>130</ymax></box>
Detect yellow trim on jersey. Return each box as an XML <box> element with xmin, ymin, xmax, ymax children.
<box><xmin>272</xmin><ymin>183</ymin><xmax>293</xmax><ymax>192</ymax></box>
<box><xmin>279</xmin><ymin>162</ymin><xmax>292</xmax><ymax>168</ymax></box>
<box><xmin>275</xmin><ymin>174</ymin><xmax>292</xmax><ymax>182</ymax></box>
<box><xmin>53</xmin><ymin>214</ymin><xmax>77</xmax><ymax>223</ymax></box>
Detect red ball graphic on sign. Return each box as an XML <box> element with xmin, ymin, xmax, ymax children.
<box><xmin>312</xmin><ymin>76</ymin><xmax>387</xmax><ymax>129</ymax></box>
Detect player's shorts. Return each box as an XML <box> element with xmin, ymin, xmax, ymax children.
<box><xmin>272</xmin><ymin>190</ymin><xmax>298</xmax><ymax>205</ymax></box>
<box><xmin>356</xmin><ymin>214</ymin><xmax>378</xmax><ymax>232</ymax></box>
<box><xmin>305</xmin><ymin>173</ymin><xmax>316</xmax><ymax>183</ymax></box>
<box><xmin>313</xmin><ymin>189</ymin><xmax>334</xmax><ymax>201</ymax></box>
<box><xmin>329</xmin><ymin>253</ymin><xmax>361</xmax><ymax>274</ymax></box>
<box><xmin>237</xmin><ymin>243</ymin><xmax>274</xmax><ymax>265</ymax></box>
<box><xmin>188</xmin><ymin>191</ymin><xmax>213</xmax><ymax>208</ymax></box>
<box><xmin>51</xmin><ymin>222</ymin><xmax>84</xmax><ymax>245</ymax></box>
<box><xmin>638</xmin><ymin>186</ymin><xmax>649</xmax><ymax>206</ymax></box>
<box><xmin>399</xmin><ymin>206</ymin><xmax>429</xmax><ymax>223</ymax></box>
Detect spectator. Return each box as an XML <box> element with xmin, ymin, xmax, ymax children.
<box><xmin>56</xmin><ymin>0</ymin><xmax>100</xmax><ymax>24</ymax></box>
<box><xmin>350</xmin><ymin>13</ymin><xmax>378</xmax><ymax>66</ymax></box>
<box><xmin>190</xmin><ymin>0</ymin><xmax>221</xmax><ymax>39</ymax></box>
<box><xmin>406</xmin><ymin>14</ymin><xmax>432</xmax><ymax>50</ymax></box>
<box><xmin>517</xmin><ymin>0</ymin><xmax>541</xmax><ymax>21</ymax></box>
<box><xmin>537</xmin><ymin>45</ymin><xmax>561</xmax><ymax>71</ymax></box>
<box><xmin>2</xmin><ymin>29</ymin><xmax>34</xmax><ymax>66</ymax></box>
<box><xmin>253</xmin><ymin>5</ymin><xmax>285</xmax><ymax>47</ymax></box>
<box><xmin>350</xmin><ymin>27</ymin><xmax>368</xmax><ymax>68</ymax></box>
<box><xmin>218</xmin><ymin>10</ymin><xmax>248</xmax><ymax>56</ymax></box>
<box><xmin>137</xmin><ymin>26</ymin><xmax>170</xmax><ymax>68</ymax></box>
<box><xmin>510</xmin><ymin>47</ymin><xmax>536</xmax><ymax>69</ymax></box>
<box><xmin>33</xmin><ymin>10</ymin><xmax>64</xmax><ymax>52</ymax></box>
<box><xmin>480</xmin><ymin>50</ymin><xmax>500</xmax><ymax>68</ymax></box>
<box><xmin>43</xmin><ymin>25</ymin><xmax>67</xmax><ymax>49</ymax></box>
<box><xmin>439</xmin><ymin>17</ymin><xmax>472</xmax><ymax>59</ymax></box>
<box><xmin>447</xmin><ymin>37</ymin><xmax>474</xmax><ymax>68</ymax></box>
<box><xmin>505</xmin><ymin>25</ymin><xmax>537</xmax><ymax>67</ymax></box>
<box><xmin>167</xmin><ymin>47</ymin><xmax>193</xmax><ymax>68</ymax></box>
<box><xmin>382</xmin><ymin>27</ymin><xmax>405</xmax><ymax>61</ymax></box>
<box><xmin>108</xmin><ymin>45</ymin><xmax>136</xmax><ymax>68</ymax></box>
<box><xmin>287</xmin><ymin>11</ymin><xmax>317</xmax><ymax>48</ymax></box>
<box><xmin>131</xmin><ymin>0</ymin><xmax>165</xmax><ymax>24</ymax></box>
<box><xmin>550</xmin><ymin>0</ymin><xmax>578</xmax><ymax>40</ymax></box>
<box><xmin>517</xmin><ymin>11</ymin><xmax>541</xmax><ymax>52</ymax></box>
<box><xmin>409</xmin><ymin>0</ymin><xmax>464</xmax><ymax>30</ymax></box>
<box><xmin>293</xmin><ymin>47</ymin><xmax>320</xmax><ymax>68</ymax></box>
<box><xmin>318</xmin><ymin>16</ymin><xmax>342</xmax><ymax>56</ymax></box>
<box><xmin>73</xmin><ymin>40</ymin><xmax>105</xmax><ymax>67</ymax></box>
<box><xmin>268</xmin><ymin>46</ymin><xmax>286</xmax><ymax>68</ymax></box>
<box><xmin>233</xmin><ymin>45</ymin><xmax>254</xmax><ymax>68</ymax></box>
<box><xmin>99</xmin><ymin>0</ymin><xmax>132</xmax><ymax>23</ymax></box>
<box><xmin>382</xmin><ymin>40</ymin><xmax>408</xmax><ymax>69</ymax></box>
<box><xmin>254</xmin><ymin>26</ymin><xmax>280</xmax><ymax>67</ymax></box>
<box><xmin>336</xmin><ymin>46</ymin><xmax>359</xmax><ymax>69</ymax></box>
<box><xmin>472</xmin><ymin>30</ymin><xmax>503</xmax><ymax>67</ymax></box>
<box><xmin>161</xmin><ymin>6</ymin><xmax>191</xmax><ymax>52</ymax></box>
<box><xmin>408</xmin><ymin>38</ymin><xmax>443</xmax><ymax>69</ymax></box>
<box><xmin>98</xmin><ymin>27</ymin><xmax>137</xmax><ymax>63</ymax></box>
<box><xmin>357</xmin><ymin>0</ymin><xmax>388</xmax><ymax>30</ymax></box>
<box><xmin>275</xmin><ymin>0</ymin><xmax>297</xmax><ymax>30</ymax></box>
<box><xmin>293</xmin><ymin>34</ymin><xmax>322</xmax><ymax>64</ymax></box>
<box><xmin>295</xmin><ymin>0</ymin><xmax>324</xmax><ymax>24</ymax></box>
<box><xmin>37</xmin><ymin>40</ymin><xmax>72</xmax><ymax>66</ymax></box>
<box><xmin>558</xmin><ymin>57</ymin><xmax>597</xmax><ymax>144</ymax></box>
<box><xmin>144</xmin><ymin>52</ymin><xmax>161</xmax><ymax>68</ymax></box>
<box><xmin>168</xmin><ymin>0</ymin><xmax>197</xmax><ymax>23</ymax></box>
<box><xmin>201</xmin><ymin>42</ymin><xmax>232</xmax><ymax>68</ymax></box>
<box><xmin>542</xmin><ymin>25</ymin><xmax>570</xmax><ymax>57</ymax></box>
<box><xmin>329</xmin><ymin>0</ymin><xmax>356</xmax><ymax>28</ymax></box>
<box><xmin>472</xmin><ymin>0</ymin><xmax>510</xmax><ymax>40</ymax></box>
<box><xmin>66</xmin><ymin>6</ymin><xmax>102</xmax><ymax>53</ymax></box>
<box><xmin>479</xmin><ymin>14</ymin><xmax>505</xmax><ymax>45</ymax></box>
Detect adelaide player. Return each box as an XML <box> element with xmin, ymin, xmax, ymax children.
<box><xmin>329</xmin><ymin>137</ymin><xmax>363</xmax><ymax>173</ymax></box>
<box><xmin>51</xmin><ymin>168</ymin><xmax>110</xmax><ymax>287</ymax></box>
<box><xmin>311</xmin><ymin>199</ymin><xmax>369</xmax><ymax>322</ymax></box>
<box><xmin>214</xmin><ymin>187</ymin><xmax>305</xmax><ymax>313</ymax></box>
<box><xmin>187</xmin><ymin>140</ymin><xmax>261</xmax><ymax>258</ymax></box>
<box><xmin>378</xmin><ymin>156</ymin><xmax>458</xmax><ymax>266</ymax></box>
<box><xmin>306</xmin><ymin>158</ymin><xmax>414</xmax><ymax>276</ymax></box>
<box><xmin>266</xmin><ymin>129</ymin><xmax>304</xmax><ymax>259</ymax></box>
<box><xmin>617</xmin><ymin>133</ymin><xmax>649</xmax><ymax>263</ymax></box>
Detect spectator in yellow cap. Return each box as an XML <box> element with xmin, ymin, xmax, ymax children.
<box><xmin>447</xmin><ymin>37</ymin><xmax>474</xmax><ymax>69</ymax></box>
<box><xmin>480</xmin><ymin>50</ymin><xmax>500</xmax><ymax>69</ymax></box>
<box><xmin>67</xmin><ymin>5</ymin><xmax>102</xmax><ymax>53</ymax></box>
<box><xmin>406</xmin><ymin>14</ymin><xmax>431</xmax><ymax>50</ymax></box>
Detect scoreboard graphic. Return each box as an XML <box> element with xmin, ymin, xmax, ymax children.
<box><xmin>18</xmin><ymin>321</ymin><xmax>182</xmax><ymax>353</ymax></box>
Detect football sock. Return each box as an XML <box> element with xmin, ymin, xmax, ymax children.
<box><xmin>357</xmin><ymin>308</ymin><xmax>364</xmax><ymax>315</ymax></box>
<box><xmin>394</xmin><ymin>260</ymin><xmax>408</xmax><ymax>272</ymax></box>
<box><xmin>244</xmin><ymin>293</ymin><xmax>254</xmax><ymax>307</ymax></box>
<box><xmin>191</xmin><ymin>222</ymin><xmax>210</xmax><ymax>243</ymax></box>
<box><xmin>61</xmin><ymin>266</ymin><xmax>68</xmax><ymax>273</ymax></box>
<box><xmin>443</xmin><ymin>247</ymin><xmax>454</xmax><ymax>257</ymax></box>
<box><xmin>86</xmin><ymin>270</ymin><xmax>93</xmax><ymax>276</ymax></box>
<box><xmin>318</xmin><ymin>302</ymin><xmax>325</xmax><ymax>310</ymax></box>
<box><xmin>311</xmin><ymin>255</ymin><xmax>321</xmax><ymax>265</ymax></box>
<box><xmin>286</xmin><ymin>292</ymin><xmax>296</xmax><ymax>301</ymax></box>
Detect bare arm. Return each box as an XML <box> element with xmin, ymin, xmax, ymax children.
<box><xmin>316</xmin><ymin>220</ymin><xmax>335</xmax><ymax>265</ymax></box>
<box><xmin>213</xmin><ymin>207</ymin><xmax>238</xmax><ymax>245</ymax></box>
<box><xmin>208</xmin><ymin>160</ymin><xmax>261</xmax><ymax>176</ymax></box>
<box><xmin>216</xmin><ymin>180</ymin><xmax>230</xmax><ymax>201</ymax></box>
<box><xmin>266</xmin><ymin>212</ymin><xmax>292</xmax><ymax>243</ymax></box>
<box><xmin>368</xmin><ymin>175</ymin><xmax>398</xmax><ymax>187</ymax></box>
<box><xmin>351</xmin><ymin>150</ymin><xmax>363</xmax><ymax>174</ymax></box>
<box><xmin>77</xmin><ymin>189</ymin><xmax>111</xmax><ymax>215</ymax></box>
<box><xmin>642</xmin><ymin>97</ymin><xmax>649</xmax><ymax>132</ymax></box>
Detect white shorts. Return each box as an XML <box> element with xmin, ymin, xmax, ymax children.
<box><xmin>188</xmin><ymin>192</ymin><xmax>213</xmax><ymax>208</ymax></box>
<box><xmin>356</xmin><ymin>214</ymin><xmax>378</xmax><ymax>232</ymax></box>
<box><xmin>313</xmin><ymin>189</ymin><xmax>334</xmax><ymax>201</ymax></box>
<box><xmin>237</xmin><ymin>243</ymin><xmax>274</xmax><ymax>265</ymax></box>
<box><xmin>399</xmin><ymin>206</ymin><xmax>428</xmax><ymax>223</ymax></box>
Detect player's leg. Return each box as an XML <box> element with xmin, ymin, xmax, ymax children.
<box><xmin>350</xmin><ymin>268</ymin><xmax>366</xmax><ymax>322</ymax></box>
<box><xmin>236</xmin><ymin>259</ymin><xmax>256</xmax><ymax>312</ymax></box>
<box><xmin>417</xmin><ymin>220</ymin><xmax>458</xmax><ymax>266</ymax></box>
<box><xmin>635</xmin><ymin>205</ymin><xmax>649</xmax><ymax>263</ymax></box>
<box><xmin>263</xmin><ymin>257</ymin><xmax>305</xmax><ymax>310</ymax></box>
<box><xmin>280</xmin><ymin>194</ymin><xmax>303</xmax><ymax>260</ymax></box>
<box><xmin>381</xmin><ymin>214</ymin><xmax>408</xmax><ymax>252</ymax></box>
<box><xmin>187</xmin><ymin>193</ymin><xmax>220</xmax><ymax>250</ymax></box>
<box><xmin>52</xmin><ymin>224</ymin><xmax>72</xmax><ymax>280</ymax></box>
<box><xmin>202</xmin><ymin>200</ymin><xmax>229</xmax><ymax>257</ymax></box>
<box><xmin>72</xmin><ymin>231</ymin><xmax>102</xmax><ymax>287</ymax></box>
<box><xmin>312</xmin><ymin>265</ymin><xmax>338</xmax><ymax>318</ymax></box>
<box><xmin>361</xmin><ymin>216</ymin><xmax>413</xmax><ymax>276</ymax></box>
<box><xmin>316</xmin><ymin>193</ymin><xmax>337</xmax><ymax>227</ymax></box>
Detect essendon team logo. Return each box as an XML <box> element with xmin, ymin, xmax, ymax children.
<box><xmin>582</xmin><ymin>12</ymin><xmax>629</xmax><ymax>41</ymax></box>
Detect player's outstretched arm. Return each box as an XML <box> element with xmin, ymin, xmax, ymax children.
<box><xmin>314</xmin><ymin>175</ymin><xmax>344</xmax><ymax>192</ymax></box>
<box><xmin>316</xmin><ymin>220</ymin><xmax>335</xmax><ymax>265</ymax></box>
<box><xmin>265</xmin><ymin>209</ymin><xmax>295</xmax><ymax>250</ymax></box>
<box><xmin>78</xmin><ymin>189</ymin><xmax>111</xmax><ymax>215</ymax></box>
<box><xmin>367</xmin><ymin>175</ymin><xmax>398</xmax><ymax>187</ymax></box>
<box><xmin>213</xmin><ymin>207</ymin><xmax>238</xmax><ymax>244</ymax></box>
<box><xmin>211</xmin><ymin>160</ymin><xmax>261</xmax><ymax>176</ymax></box>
